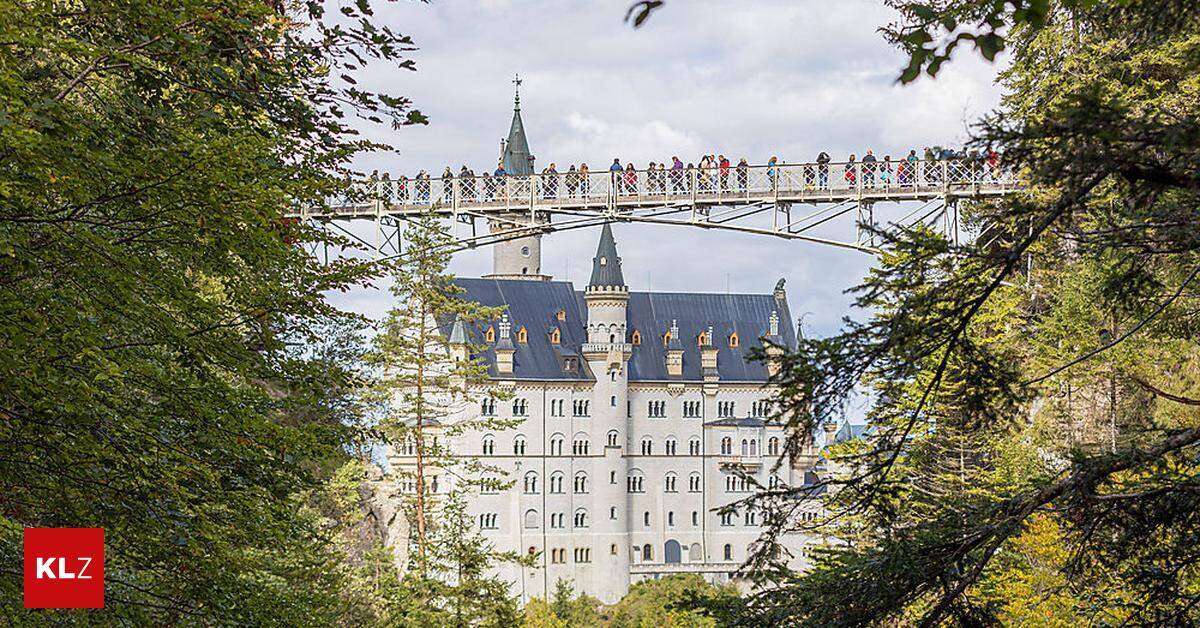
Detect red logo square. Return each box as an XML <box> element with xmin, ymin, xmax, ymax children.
<box><xmin>23</xmin><ymin>528</ymin><xmax>105</xmax><ymax>609</ymax></box>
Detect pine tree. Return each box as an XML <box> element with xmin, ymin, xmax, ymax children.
<box><xmin>370</xmin><ymin>209</ymin><xmax>527</xmax><ymax>624</ymax></box>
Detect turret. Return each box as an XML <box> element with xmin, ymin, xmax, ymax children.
<box><xmin>485</xmin><ymin>77</ymin><xmax>549</xmax><ymax>281</ymax></box>
<box><xmin>582</xmin><ymin>223</ymin><xmax>630</xmax><ymax>368</ymax></box>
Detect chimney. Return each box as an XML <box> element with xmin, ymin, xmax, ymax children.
<box><xmin>700</xmin><ymin>325</ymin><xmax>719</xmax><ymax>383</ymax></box>
<box><xmin>665</xmin><ymin>319</ymin><xmax>684</xmax><ymax>377</ymax></box>
<box><xmin>494</xmin><ymin>313</ymin><xmax>516</xmax><ymax>375</ymax></box>
<box><xmin>764</xmin><ymin>310</ymin><xmax>785</xmax><ymax>377</ymax></box>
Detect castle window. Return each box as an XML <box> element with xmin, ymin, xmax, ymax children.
<box><xmin>607</xmin><ymin>430</ymin><xmax>619</xmax><ymax>447</ymax></box>
<box><xmin>627</xmin><ymin>470</ymin><xmax>645</xmax><ymax>493</ymax></box>
<box><xmin>768</xmin><ymin>437</ymin><xmax>779</xmax><ymax>456</ymax></box>
<box><xmin>513</xmin><ymin>398</ymin><xmax>529</xmax><ymax>416</ymax></box>
<box><xmin>610</xmin><ymin>507</ymin><xmax>618</xmax><ymax>520</ymax></box>
<box><xmin>689</xmin><ymin>473</ymin><xmax>702</xmax><ymax>493</ymax></box>
<box><xmin>611</xmin><ymin>543</ymin><xmax>618</xmax><ymax>555</ymax></box>
<box><xmin>524</xmin><ymin>510</ymin><xmax>539</xmax><ymax>529</ymax></box>
<box><xmin>692</xmin><ymin>512</ymin><xmax>699</xmax><ymax>526</ymax></box>
<box><xmin>549</xmin><ymin>471</ymin><xmax>564</xmax><ymax>494</ymax></box>
<box><xmin>516</xmin><ymin>326</ymin><xmax>527</xmax><ymax>343</ymax></box>
<box><xmin>665</xmin><ymin>472</ymin><xmax>677</xmax><ymax>492</ymax></box>
<box><xmin>482</xmin><ymin>435</ymin><xmax>495</xmax><ymax>456</ymax></box>
<box><xmin>631</xmin><ymin>330</ymin><xmax>641</xmax><ymax>345</ymax></box>
<box><xmin>480</xmin><ymin>398</ymin><xmax>496</xmax><ymax>416</ymax></box>
<box><xmin>556</xmin><ymin>309</ymin><xmax>566</xmax><ymax>321</ymax></box>
<box><xmin>574</xmin><ymin>508</ymin><xmax>589</xmax><ymax>528</ymax></box>
<box><xmin>697</xmin><ymin>331</ymin><xmax>709</xmax><ymax>346</ymax></box>
<box><xmin>485</xmin><ymin>326</ymin><xmax>495</xmax><ymax>342</ymax></box>
<box><xmin>640</xmin><ymin>437</ymin><xmax>653</xmax><ymax>456</ymax></box>
<box><xmin>662</xmin><ymin>331</ymin><xmax>671</xmax><ymax>347</ymax></box>
<box><xmin>563</xmin><ymin>357</ymin><xmax>577</xmax><ymax>372</ymax></box>
<box><xmin>724</xmin><ymin>544</ymin><xmax>733</xmax><ymax>560</ymax></box>
<box><xmin>523</xmin><ymin>471</ymin><xmax>539</xmax><ymax>494</ymax></box>
<box><xmin>513</xmin><ymin>435</ymin><xmax>526</xmax><ymax>455</ymax></box>
<box><xmin>689</xmin><ymin>437</ymin><xmax>702</xmax><ymax>456</ymax></box>
<box><xmin>729</xmin><ymin>332</ymin><xmax>739</xmax><ymax>347</ymax></box>
<box><xmin>720</xmin><ymin>437</ymin><xmax>732</xmax><ymax>455</ymax></box>
<box><xmin>572</xmin><ymin>434</ymin><xmax>590</xmax><ymax>456</ymax></box>
<box><xmin>549</xmin><ymin>434</ymin><xmax>564</xmax><ymax>456</ymax></box>
<box><xmin>683</xmin><ymin>400</ymin><xmax>702</xmax><ymax>418</ymax></box>
<box><xmin>574</xmin><ymin>472</ymin><xmax>589</xmax><ymax>493</ymax></box>
<box><xmin>665</xmin><ymin>438</ymin><xmax>678</xmax><ymax>456</ymax></box>
<box><xmin>549</xmin><ymin>328</ymin><xmax>561</xmax><ymax>344</ymax></box>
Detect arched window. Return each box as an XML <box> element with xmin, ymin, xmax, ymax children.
<box><xmin>574</xmin><ymin>508</ymin><xmax>589</xmax><ymax>528</ymax></box>
<box><xmin>664</xmin><ymin>472</ymin><xmax>677</xmax><ymax>492</ymax></box>
<box><xmin>513</xmin><ymin>435</ymin><xmax>526</xmax><ymax>455</ymax></box>
<box><xmin>691</xmin><ymin>511</ymin><xmax>699</xmax><ymax>526</ymax></box>
<box><xmin>689</xmin><ymin>543</ymin><xmax>702</xmax><ymax>562</ymax></box>
<box><xmin>689</xmin><ymin>472</ymin><xmax>702</xmax><ymax>492</ymax></box>
<box><xmin>643</xmin><ymin>543</ymin><xmax>653</xmax><ymax>561</ymax></box>
<box><xmin>689</xmin><ymin>437</ymin><xmax>702</xmax><ymax>455</ymax></box>
<box><xmin>480</xmin><ymin>398</ymin><xmax>496</xmax><ymax>416</ymax></box>
<box><xmin>741</xmin><ymin>439</ymin><xmax>749</xmax><ymax>456</ymax></box>
<box><xmin>662</xmin><ymin>330</ymin><xmax>671</xmax><ymax>347</ymax></box>
<box><xmin>572</xmin><ymin>433</ymin><xmax>590</xmax><ymax>456</ymax></box>
<box><xmin>523</xmin><ymin>471</ymin><xmax>539</xmax><ymax>494</ymax></box>
<box><xmin>643</xmin><ymin>512</ymin><xmax>650</xmax><ymax>526</ymax></box>
<box><xmin>768</xmin><ymin>437</ymin><xmax>779</xmax><ymax>456</ymax></box>
<box><xmin>723</xmin><ymin>544</ymin><xmax>733</xmax><ymax>561</ymax></box>
<box><xmin>482</xmin><ymin>434</ymin><xmax>495</xmax><ymax>456</ymax></box>
<box><xmin>749</xmin><ymin>439</ymin><xmax>758</xmax><ymax>457</ymax></box>
<box><xmin>729</xmin><ymin>331</ymin><xmax>739</xmax><ymax>347</ymax></box>
<box><xmin>627</xmin><ymin>470</ymin><xmax>645</xmax><ymax>493</ymax></box>
<box><xmin>549</xmin><ymin>471</ymin><xmax>564</xmax><ymax>494</ymax></box>
<box><xmin>631</xmin><ymin>330</ymin><xmax>641</xmax><ymax>345</ymax></box>
<box><xmin>512</xmin><ymin>398</ymin><xmax>528</xmax><ymax>416</ymax></box>
<box><xmin>640</xmin><ymin>436</ymin><xmax>653</xmax><ymax>456</ymax></box>
<box><xmin>549</xmin><ymin>433</ymin><xmax>565</xmax><ymax>456</ymax></box>
<box><xmin>485</xmin><ymin>326</ymin><xmax>495</xmax><ymax>342</ymax></box>
<box><xmin>721</xmin><ymin>437</ymin><xmax>732</xmax><ymax>455</ymax></box>
<box><xmin>611</xmin><ymin>395</ymin><xmax>616</xmax><ymax>407</ymax></box>
<box><xmin>610</xmin><ymin>506</ymin><xmax>618</xmax><ymax>520</ymax></box>
<box><xmin>665</xmin><ymin>437</ymin><xmax>678</xmax><ymax>456</ymax></box>
<box><xmin>517</xmin><ymin>326</ymin><xmax>528</xmax><ymax>343</ymax></box>
<box><xmin>574</xmin><ymin>471</ymin><xmax>588</xmax><ymax>494</ymax></box>
<box><xmin>697</xmin><ymin>330</ymin><xmax>709</xmax><ymax>346</ymax></box>
<box><xmin>549</xmin><ymin>327</ymin><xmax>561</xmax><ymax>344</ymax></box>
<box><xmin>524</xmin><ymin>509</ymin><xmax>540</xmax><ymax>529</ymax></box>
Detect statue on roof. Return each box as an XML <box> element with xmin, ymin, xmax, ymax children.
<box><xmin>775</xmin><ymin>278</ymin><xmax>786</xmax><ymax>292</ymax></box>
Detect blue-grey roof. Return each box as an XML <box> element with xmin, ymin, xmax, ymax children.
<box><xmin>588</xmin><ymin>223</ymin><xmax>625</xmax><ymax>288</ymax></box>
<box><xmin>448</xmin><ymin>277</ymin><xmax>795</xmax><ymax>382</ymax></box>
<box><xmin>705</xmin><ymin>416</ymin><xmax>779</xmax><ymax>428</ymax></box>
<box><xmin>616</xmin><ymin>291</ymin><xmax>795</xmax><ymax>381</ymax></box>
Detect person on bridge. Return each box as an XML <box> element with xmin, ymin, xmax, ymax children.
<box><xmin>817</xmin><ymin>151</ymin><xmax>831</xmax><ymax>188</ymax></box>
<box><xmin>566</xmin><ymin>165</ymin><xmax>579</xmax><ymax>197</ymax></box>
<box><xmin>844</xmin><ymin>154</ymin><xmax>857</xmax><ymax>187</ymax></box>
<box><xmin>397</xmin><ymin>174</ymin><xmax>408</xmax><ymax>203</ymax></box>
<box><xmin>670</xmin><ymin>157</ymin><xmax>684</xmax><ymax>193</ymax></box>
<box><xmin>647</xmin><ymin>162</ymin><xmax>658</xmax><ymax>194</ymax></box>
<box><xmin>543</xmin><ymin>163</ymin><xmax>559</xmax><ymax>198</ymax></box>
<box><xmin>610</xmin><ymin>158</ymin><xmax>623</xmax><ymax>173</ymax></box>
<box><xmin>736</xmin><ymin>158</ymin><xmax>749</xmax><ymax>192</ymax></box>
<box><xmin>767</xmin><ymin>156</ymin><xmax>779</xmax><ymax>190</ymax></box>
<box><xmin>623</xmin><ymin>163</ymin><xmax>638</xmax><ymax>195</ymax></box>
<box><xmin>415</xmin><ymin>169</ymin><xmax>430</xmax><ymax>202</ymax></box>
<box><xmin>719</xmin><ymin>155</ymin><xmax>730</xmax><ymax>191</ymax></box>
<box><xmin>862</xmin><ymin>150</ymin><xmax>878</xmax><ymax>187</ymax></box>
<box><xmin>880</xmin><ymin>156</ymin><xmax>893</xmax><ymax>187</ymax></box>
<box><xmin>698</xmin><ymin>155</ymin><xmax>712</xmax><ymax>192</ymax></box>
<box><xmin>494</xmin><ymin>162</ymin><xmax>506</xmax><ymax>177</ymax></box>
<box><xmin>460</xmin><ymin>166</ymin><xmax>475</xmax><ymax>200</ymax></box>
<box><xmin>579</xmin><ymin>163</ymin><xmax>590</xmax><ymax>196</ymax></box>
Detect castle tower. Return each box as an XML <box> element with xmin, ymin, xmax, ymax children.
<box><xmin>581</xmin><ymin>223</ymin><xmax>632</xmax><ymax>598</ymax></box>
<box><xmin>485</xmin><ymin>77</ymin><xmax>549</xmax><ymax>281</ymax></box>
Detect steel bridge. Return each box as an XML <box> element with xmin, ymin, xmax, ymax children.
<box><xmin>291</xmin><ymin>158</ymin><xmax>1022</xmax><ymax>258</ymax></box>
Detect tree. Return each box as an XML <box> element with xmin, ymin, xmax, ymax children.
<box><xmin>0</xmin><ymin>0</ymin><xmax>423</xmax><ymax>621</ymax></box>
<box><xmin>627</xmin><ymin>0</ymin><xmax>1200</xmax><ymax>625</ymax></box>
<box><xmin>370</xmin><ymin>209</ymin><xmax>525</xmax><ymax>624</ymax></box>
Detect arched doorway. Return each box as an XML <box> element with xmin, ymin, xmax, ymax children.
<box><xmin>664</xmin><ymin>539</ymin><xmax>682</xmax><ymax>564</ymax></box>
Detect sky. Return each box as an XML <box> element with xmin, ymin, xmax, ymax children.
<box><xmin>328</xmin><ymin>0</ymin><xmax>1008</xmax><ymax>419</ymax></box>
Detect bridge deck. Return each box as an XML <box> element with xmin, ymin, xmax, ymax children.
<box><xmin>296</xmin><ymin>159</ymin><xmax>1020</xmax><ymax>220</ymax></box>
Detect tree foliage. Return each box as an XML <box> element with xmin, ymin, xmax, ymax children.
<box><xmin>0</xmin><ymin>0</ymin><xmax>422</xmax><ymax>621</ymax></box>
<box><xmin>720</xmin><ymin>1</ymin><xmax>1200</xmax><ymax>626</ymax></box>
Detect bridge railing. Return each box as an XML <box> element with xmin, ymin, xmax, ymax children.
<box><xmin>322</xmin><ymin>158</ymin><xmax>1018</xmax><ymax>215</ymax></box>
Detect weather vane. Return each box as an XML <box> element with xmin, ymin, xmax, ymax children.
<box><xmin>513</xmin><ymin>73</ymin><xmax>522</xmax><ymax>109</ymax></box>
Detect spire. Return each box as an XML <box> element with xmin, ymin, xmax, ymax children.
<box><xmin>496</xmin><ymin>312</ymin><xmax>515</xmax><ymax>350</ymax></box>
<box><xmin>448</xmin><ymin>315</ymin><xmax>468</xmax><ymax>345</ymax></box>
<box><xmin>502</xmin><ymin>74</ymin><xmax>533</xmax><ymax>175</ymax></box>
<box><xmin>588</xmin><ymin>223</ymin><xmax>625</xmax><ymax>289</ymax></box>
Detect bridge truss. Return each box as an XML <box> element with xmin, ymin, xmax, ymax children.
<box><xmin>290</xmin><ymin>159</ymin><xmax>1022</xmax><ymax>260</ymax></box>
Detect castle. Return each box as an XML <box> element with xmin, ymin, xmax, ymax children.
<box><xmin>385</xmin><ymin>91</ymin><xmax>828</xmax><ymax>604</ymax></box>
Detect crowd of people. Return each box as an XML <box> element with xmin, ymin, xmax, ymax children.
<box><xmin>365</xmin><ymin>147</ymin><xmax>1003</xmax><ymax>204</ymax></box>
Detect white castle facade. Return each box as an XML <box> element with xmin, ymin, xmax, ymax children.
<box><xmin>384</xmin><ymin>95</ymin><xmax>830</xmax><ymax>604</ymax></box>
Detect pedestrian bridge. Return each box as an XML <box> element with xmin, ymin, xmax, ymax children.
<box><xmin>293</xmin><ymin>158</ymin><xmax>1022</xmax><ymax>256</ymax></box>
